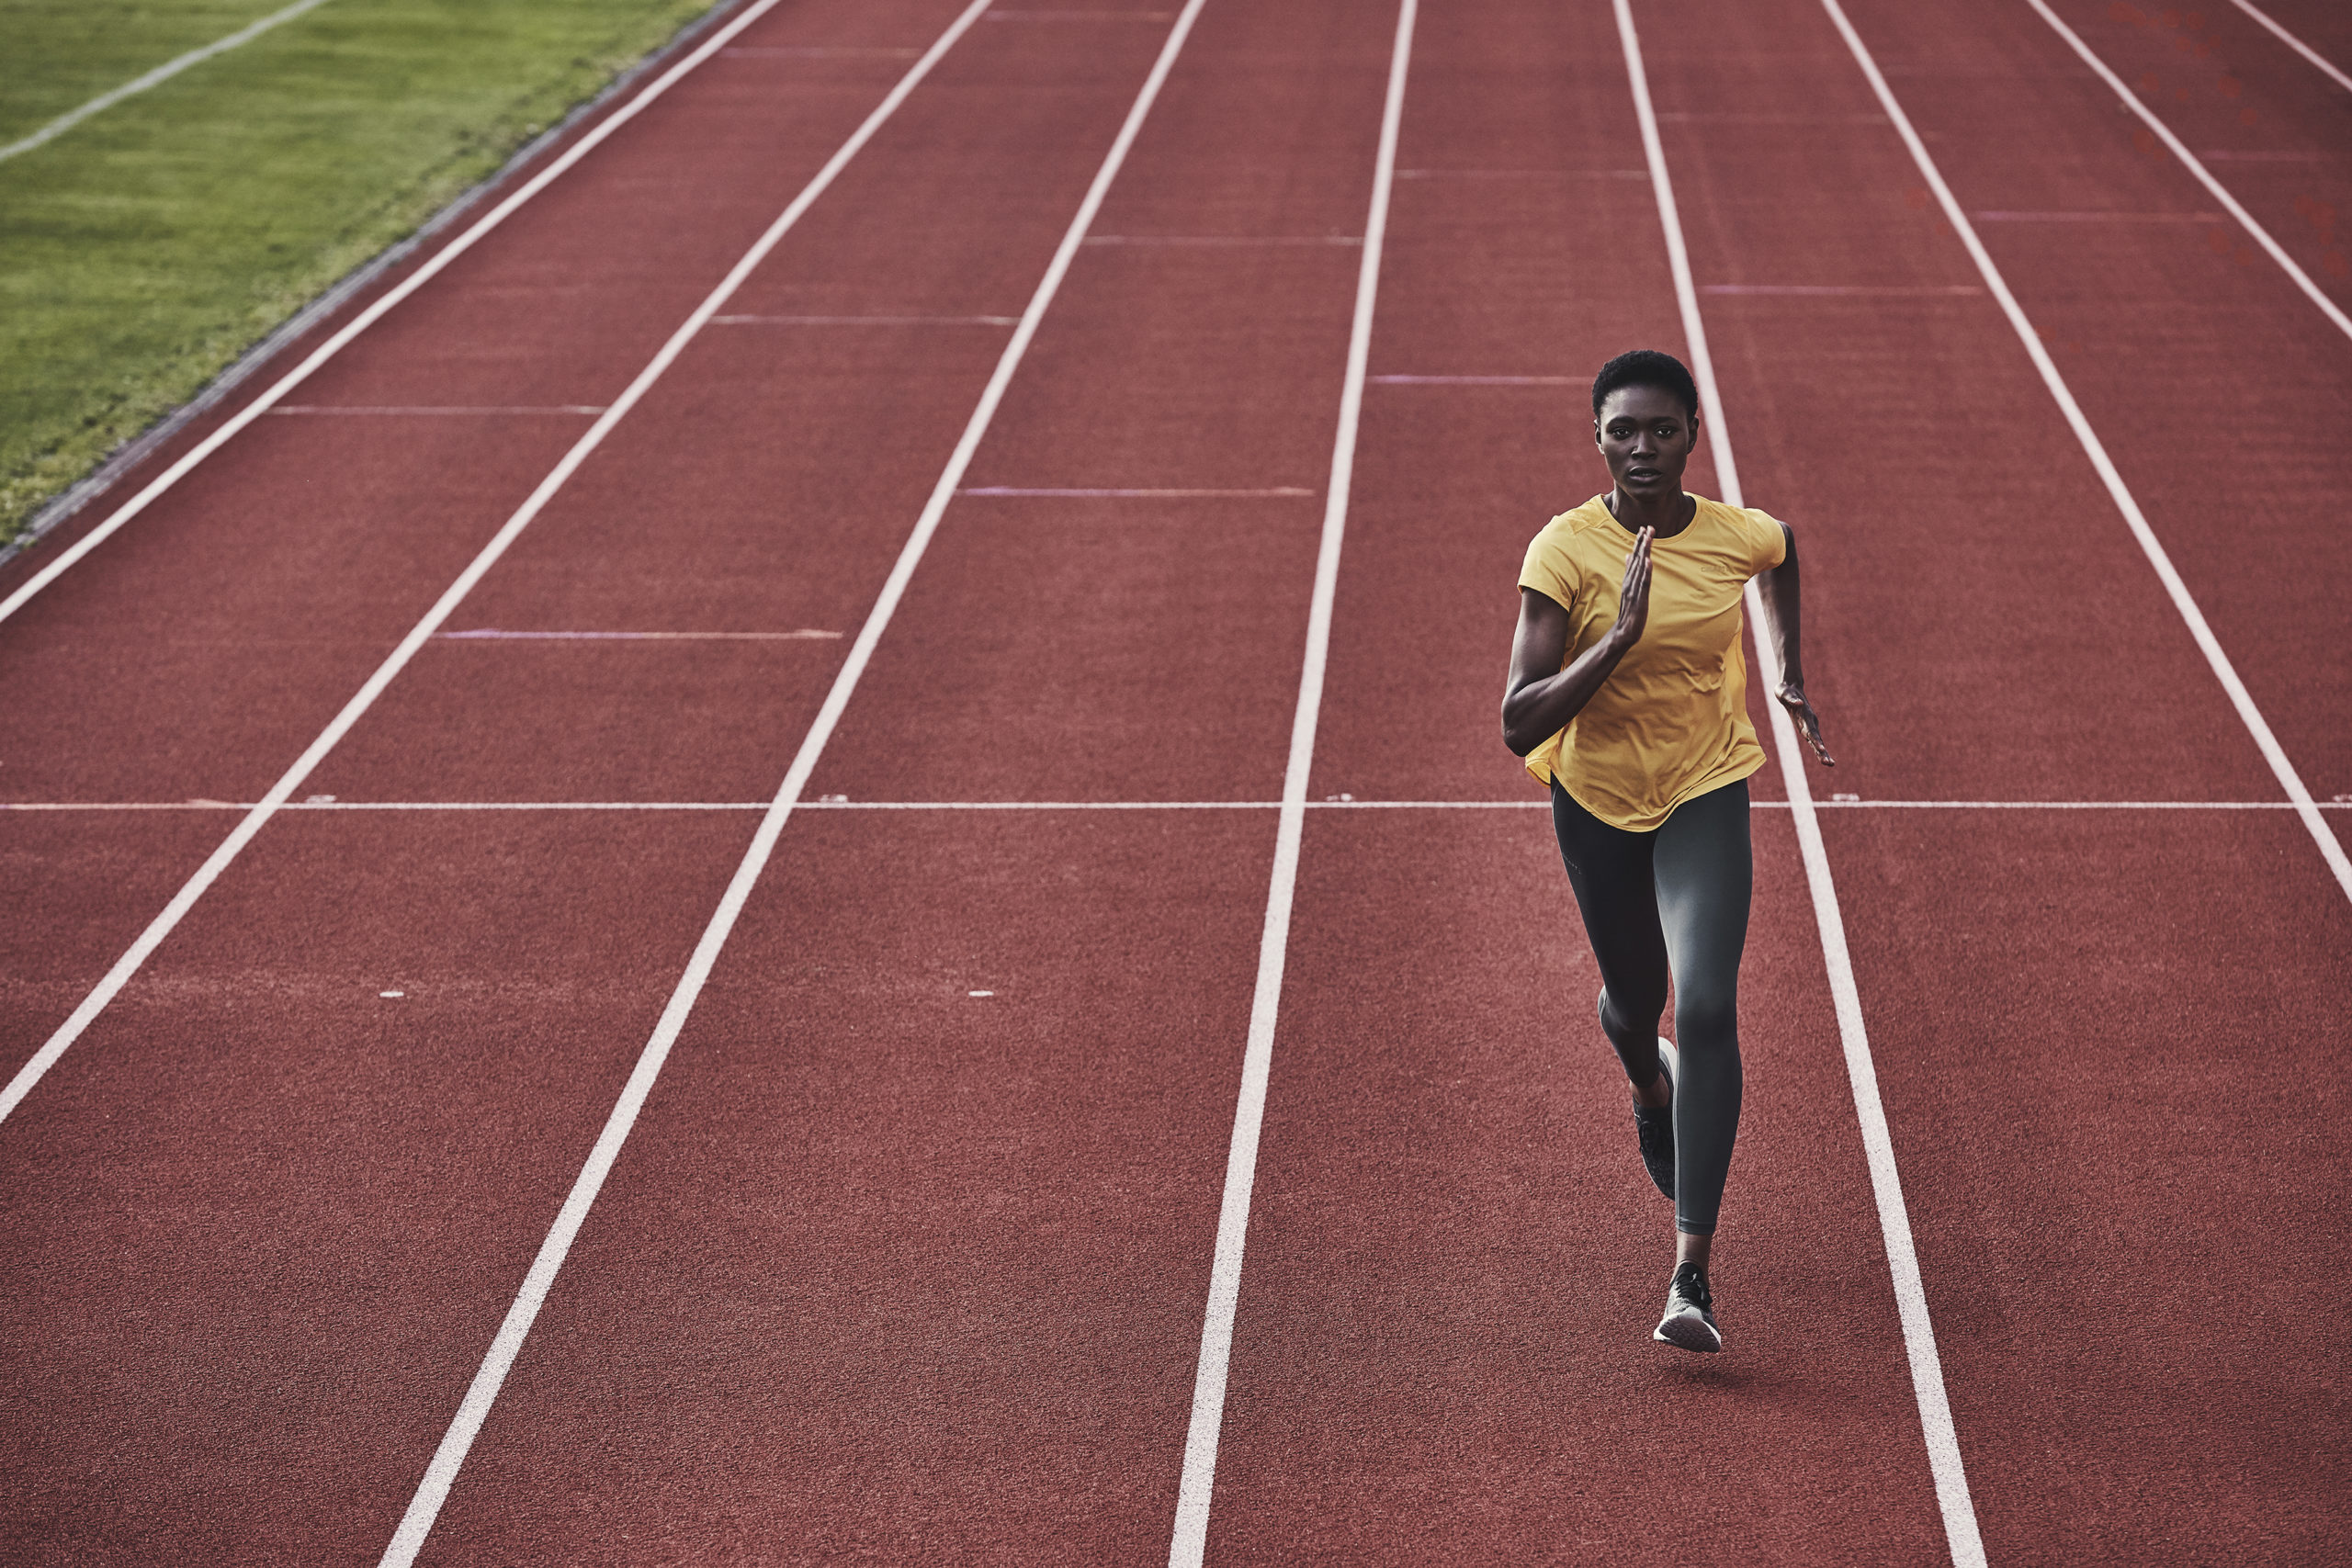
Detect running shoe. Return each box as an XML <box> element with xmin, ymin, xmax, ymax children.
<box><xmin>1653</xmin><ymin>1259</ymin><xmax>1722</xmax><ymax>1353</ymax></box>
<box><xmin>1632</xmin><ymin>1036</ymin><xmax>1677</xmax><ymax>1201</ymax></box>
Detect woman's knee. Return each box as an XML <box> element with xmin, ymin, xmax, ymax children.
<box><xmin>1673</xmin><ymin>987</ymin><xmax>1740</xmax><ymax>1053</ymax></box>
<box><xmin>1600</xmin><ymin>978</ymin><xmax>1668</xmax><ymax>1036</ymax></box>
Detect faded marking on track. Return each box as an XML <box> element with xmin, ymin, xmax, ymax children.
<box><xmin>434</xmin><ymin>628</ymin><xmax>841</xmax><ymax>640</ymax></box>
<box><xmin>709</xmin><ymin>313</ymin><xmax>1019</xmax><ymax>324</ymax></box>
<box><xmin>1702</xmin><ymin>283</ymin><xmax>1983</xmax><ymax>295</ymax></box>
<box><xmin>1083</xmin><ymin>233</ymin><xmax>1363</xmax><ymax>245</ymax></box>
<box><xmin>1397</xmin><ymin>166</ymin><xmax>1648</xmax><ymax>179</ymax></box>
<box><xmin>1369</xmin><ymin>373</ymin><xmax>1575</xmax><ymax>384</ymax></box>
<box><xmin>1972</xmin><ymin>209</ymin><xmax>2221</xmax><ymax>222</ymax></box>
<box><xmin>721</xmin><ymin>46</ymin><xmax>923</xmax><ymax>58</ymax></box>
<box><xmin>9</xmin><ymin>797</ymin><xmax>2346</xmax><ymax>813</ymax></box>
<box><xmin>958</xmin><ymin>485</ymin><xmax>1313</xmax><ymax>497</ymax></box>
<box><xmin>266</xmin><ymin>405</ymin><xmax>608</xmax><ymax>415</ymax></box>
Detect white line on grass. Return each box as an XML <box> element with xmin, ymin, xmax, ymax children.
<box><xmin>1617</xmin><ymin>3</ymin><xmax>1988</xmax><ymax>1563</ymax></box>
<box><xmin>0</xmin><ymin>0</ymin><xmax>336</xmax><ymax>164</ymax></box>
<box><xmin>2019</xmin><ymin>0</ymin><xmax>2352</xmax><ymax>343</ymax></box>
<box><xmin>374</xmin><ymin>3</ymin><xmax>1216</xmax><ymax>1560</ymax></box>
<box><xmin>0</xmin><ymin>0</ymin><xmax>999</xmax><ymax>1132</ymax></box>
<box><xmin>2225</xmin><ymin>0</ymin><xmax>2352</xmax><ymax>94</ymax></box>
<box><xmin>1816</xmin><ymin>0</ymin><xmax>2352</xmax><ymax>907</ymax></box>
<box><xmin>1167</xmin><ymin>3</ymin><xmax>1415</xmax><ymax>1562</ymax></box>
<box><xmin>0</xmin><ymin>0</ymin><xmax>793</xmax><ymax>631</ymax></box>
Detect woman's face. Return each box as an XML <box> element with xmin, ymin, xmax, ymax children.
<box><xmin>1593</xmin><ymin>384</ymin><xmax>1698</xmax><ymax>504</ymax></box>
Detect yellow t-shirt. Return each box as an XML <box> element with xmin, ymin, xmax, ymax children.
<box><xmin>1517</xmin><ymin>494</ymin><xmax>1788</xmax><ymax>830</ymax></box>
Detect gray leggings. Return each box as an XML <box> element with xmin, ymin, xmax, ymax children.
<box><xmin>1549</xmin><ymin>777</ymin><xmax>1750</xmax><ymax>1235</ymax></box>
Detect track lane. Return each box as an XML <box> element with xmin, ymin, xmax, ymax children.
<box><xmin>1205</xmin><ymin>814</ymin><xmax>1948</xmax><ymax>1563</ymax></box>
<box><xmin>2226</xmin><ymin>0</ymin><xmax>2352</xmax><ymax>90</ymax></box>
<box><xmin>2022</xmin><ymin>0</ymin><xmax>2352</xmax><ymax>338</ymax></box>
<box><xmin>0</xmin><ymin>9</ymin><xmax>1211</xmax><ymax>1559</ymax></box>
<box><xmin>0</xmin><ymin>810</ymin><xmax>754</xmax><ymax>1563</ymax></box>
<box><xmin>1640</xmin><ymin>0</ymin><xmax>2352</xmax><ymax>1556</ymax></box>
<box><xmin>1200</xmin><ymin>0</ymin><xmax>1951</xmax><ymax>1559</ymax></box>
<box><xmin>379</xmin><ymin>1</ymin><xmax>1407</xmax><ymax>1557</ymax></box>
<box><xmin>1822</xmin><ymin>0</ymin><xmax>2352</xmax><ymax>820</ymax></box>
<box><xmin>413</xmin><ymin>809</ymin><xmax>1275</xmax><ymax>1563</ymax></box>
<box><xmin>0</xmin><ymin>0</ymin><xmax>989</xmax><ymax>1079</ymax></box>
<box><xmin>1828</xmin><ymin>807</ymin><xmax>2352</xmax><ymax>1563</ymax></box>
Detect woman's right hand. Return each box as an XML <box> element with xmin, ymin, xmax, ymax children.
<box><xmin>1611</xmin><ymin>526</ymin><xmax>1654</xmax><ymax>649</ymax></box>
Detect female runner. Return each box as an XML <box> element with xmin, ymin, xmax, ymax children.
<box><xmin>1500</xmin><ymin>349</ymin><xmax>1832</xmax><ymax>1353</ymax></box>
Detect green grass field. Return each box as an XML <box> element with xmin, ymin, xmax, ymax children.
<box><xmin>0</xmin><ymin>0</ymin><xmax>729</xmax><ymax>547</ymax></box>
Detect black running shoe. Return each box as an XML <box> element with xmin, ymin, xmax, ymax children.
<box><xmin>1632</xmin><ymin>1038</ymin><xmax>1676</xmax><ymax>1201</ymax></box>
<box><xmin>1653</xmin><ymin>1260</ymin><xmax>1722</xmax><ymax>1353</ymax></box>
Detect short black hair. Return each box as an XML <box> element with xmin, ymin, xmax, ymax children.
<box><xmin>1591</xmin><ymin>349</ymin><xmax>1700</xmax><ymax>422</ymax></box>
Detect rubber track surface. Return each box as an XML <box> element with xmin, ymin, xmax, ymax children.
<box><xmin>2</xmin><ymin>0</ymin><xmax>2346</xmax><ymax>1561</ymax></box>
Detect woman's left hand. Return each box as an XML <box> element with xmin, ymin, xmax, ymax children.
<box><xmin>1776</xmin><ymin>682</ymin><xmax>1835</xmax><ymax>766</ymax></box>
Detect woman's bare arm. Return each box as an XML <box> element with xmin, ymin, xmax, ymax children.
<box><xmin>1753</xmin><ymin>522</ymin><xmax>1833</xmax><ymax>765</ymax></box>
<box><xmin>1501</xmin><ymin>527</ymin><xmax>1653</xmax><ymax>756</ymax></box>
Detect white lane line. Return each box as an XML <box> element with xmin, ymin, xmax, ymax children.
<box><xmin>375</xmin><ymin>4</ymin><xmax>1217</xmax><ymax>1561</ymax></box>
<box><xmin>708</xmin><ymin>313</ymin><xmax>1019</xmax><ymax>324</ymax></box>
<box><xmin>1168</xmin><ymin>3</ymin><xmax>1415</xmax><ymax>1562</ymax></box>
<box><xmin>0</xmin><ymin>0</ymin><xmax>797</xmax><ymax>631</ymax></box>
<box><xmin>0</xmin><ymin>0</ymin><xmax>1000</xmax><ymax>1134</ymax></box>
<box><xmin>957</xmin><ymin>485</ymin><xmax>1314</xmax><ymax>497</ymax></box>
<box><xmin>9</xmin><ymin>804</ymin><xmax>2342</xmax><ymax>818</ymax></box>
<box><xmin>1971</xmin><ymin>209</ymin><xmax>2221</xmax><ymax>221</ymax></box>
<box><xmin>2020</xmin><ymin>0</ymin><xmax>2352</xmax><ymax>342</ymax></box>
<box><xmin>1618</xmin><ymin>3</ymin><xmax>1988</xmax><ymax>1564</ymax></box>
<box><xmin>1397</xmin><ymin>167</ymin><xmax>1648</xmax><ymax>179</ymax></box>
<box><xmin>1702</xmin><ymin>283</ymin><xmax>1983</xmax><ymax>296</ymax></box>
<box><xmin>265</xmin><ymin>405</ymin><xmax>607</xmax><ymax>415</ymax></box>
<box><xmin>434</xmin><ymin>628</ymin><xmax>842</xmax><ymax>640</ymax></box>
<box><xmin>1083</xmin><ymin>234</ymin><xmax>1364</xmax><ymax>245</ymax></box>
<box><xmin>1818</xmin><ymin>0</ymin><xmax>2352</xmax><ymax>906</ymax></box>
<box><xmin>11</xmin><ymin>796</ymin><xmax>2346</xmax><ymax>813</ymax></box>
<box><xmin>1661</xmin><ymin>110</ymin><xmax>1887</xmax><ymax>123</ymax></box>
<box><xmin>721</xmin><ymin>45</ymin><xmax>924</xmax><ymax>58</ymax></box>
<box><xmin>2225</xmin><ymin>0</ymin><xmax>2352</xmax><ymax>95</ymax></box>
<box><xmin>0</xmin><ymin>0</ymin><xmax>336</xmax><ymax>164</ymax></box>
<box><xmin>31</xmin><ymin>796</ymin><xmax>2352</xmax><ymax>816</ymax></box>
<box><xmin>1369</xmin><ymin>373</ymin><xmax>1575</xmax><ymax>384</ymax></box>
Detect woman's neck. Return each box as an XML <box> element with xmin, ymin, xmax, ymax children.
<box><xmin>1605</xmin><ymin>487</ymin><xmax>1697</xmax><ymax>538</ymax></box>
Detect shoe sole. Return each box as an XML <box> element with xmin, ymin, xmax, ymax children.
<box><xmin>1653</xmin><ymin>1310</ymin><xmax>1723</xmax><ymax>1353</ymax></box>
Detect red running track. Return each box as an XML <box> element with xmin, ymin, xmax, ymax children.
<box><xmin>2</xmin><ymin>0</ymin><xmax>2347</xmax><ymax>1561</ymax></box>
